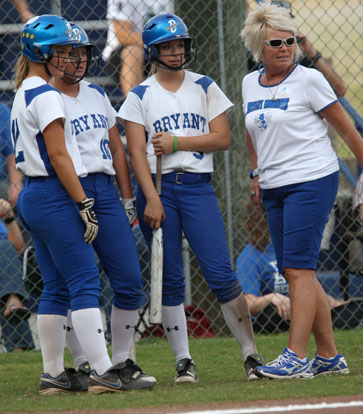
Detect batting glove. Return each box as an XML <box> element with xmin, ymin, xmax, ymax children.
<box><xmin>121</xmin><ymin>197</ymin><xmax>137</xmax><ymax>226</ymax></box>
<box><xmin>77</xmin><ymin>197</ymin><xmax>98</xmax><ymax>244</ymax></box>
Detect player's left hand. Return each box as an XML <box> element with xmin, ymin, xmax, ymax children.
<box><xmin>77</xmin><ymin>197</ymin><xmax>98</xmax><ymax>244</ymax></box>
<box><xmin>152</xmin><ymin>132</ymin><xmax>174</xmax><ymax>155</ymax></box>
<box><xmin>121</xmin><ymin>197</ymin><xmax>137</xmax><ymax>226</ymax></box>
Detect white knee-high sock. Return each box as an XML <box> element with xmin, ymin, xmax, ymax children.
<box><xmin>71</xmin><ymin>308</ymin><xmax>112</xmax><ymax>375</ymax></box>
<box><xmin>111</xmin><ymin>306</ymin><xmax>138</xmax><ymax>365</ymax></box>
<box><xmin>162</xmin><ymin>304</ymin><xmax>191</xmax><ymax>362</ymax></box>
<box><xmin>37</xmin><ymin>314</ymin><xmax>67</xmax><ymax>377</ymax></box>
<box><xmin>220</xmin><ymin>293</ymin><xmax>258</xmax><ymax>361</ymax></box>
<box><xmin>65</xmin><ymin>309</ymin><xmax>87</xmax><ymax>370</ymax></box>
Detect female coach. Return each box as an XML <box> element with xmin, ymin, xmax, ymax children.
<box><xmin>240</xmin><ymin>2</ymin><xmax>363</xmax><ymax>379</ymax></box>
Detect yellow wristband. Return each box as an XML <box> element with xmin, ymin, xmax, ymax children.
<box><xmin>173</xmin><ymin>136</ymin><xmax>178</xmax><ymax>153</ymax></box>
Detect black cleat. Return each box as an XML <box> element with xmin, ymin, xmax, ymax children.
<box><xmin>88</xmin><ymin>366</ymin><xmax>123</xmax><ymax>394</ymax></box>
<box><xmin>115</xmin><ymin>359</ymin><xmax>156</xmax><ymax>390</ymax></box>
<box><xmin>39</xmin><ymin>368</ymin><xmax>84</xmax><ymax>395</ymax></box>
<box><xmin>244</xmin><ymin>353</ymin><xmax>264</xmax><ymax>381</ymax></box>
<box><xmin>74</xmin><ymin>361</ymin><xmax>91</xmax><ymax>391</ymax></box>
<box><xmin>174</xmin><ymin>358</ymin><xmax>198</xmax><ymax>384</ymax></box>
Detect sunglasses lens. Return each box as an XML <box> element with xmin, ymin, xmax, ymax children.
<box><xmin>286</xmin><ymin>37</ymin><xmax>295</xmax><ymax>46</ymax></box>
<box><xmin>270</xmin><ymin>39</ymin><xmax>283</xmax><ymax>47</ymax></box>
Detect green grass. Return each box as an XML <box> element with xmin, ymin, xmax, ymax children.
<box><xmin>1</xmin><ymin>330</ymin><xmax>363</xmax><ymax>413</ymax></box>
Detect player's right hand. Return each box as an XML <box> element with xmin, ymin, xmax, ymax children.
<box><xmin>77</xmin><ymin>197</ymin><xmax>98</xmax><ymax>244</ymax></box>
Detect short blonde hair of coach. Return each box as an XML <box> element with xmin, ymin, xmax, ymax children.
<box><xmin>240</xmin><ymin>1</ymin><xmax>303</xmax><ymax>65</ymax></box>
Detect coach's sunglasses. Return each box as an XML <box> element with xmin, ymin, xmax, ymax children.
<box><xmin>264</xmin><ymin>37</ymin><xmax>296</xmax><ymax>48</ymax></box>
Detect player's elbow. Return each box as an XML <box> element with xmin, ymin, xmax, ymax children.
<box><xmin>48</xmin><ymin>151</ymin><xmax>70</xmax><ymax>169</ymax></box>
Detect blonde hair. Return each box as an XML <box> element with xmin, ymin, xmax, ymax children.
<box><xmin>240</xmin><ymin>1</ymin><xmax>303</xmax><ymax>65</ymax></box>
<box><xmin>14</xmin><ymin>55</ymin><xmax>31</xmax><ymax>91</ymax></box>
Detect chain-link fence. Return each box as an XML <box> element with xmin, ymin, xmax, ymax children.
<box><xmin>0</xmin><ymin>0</ymin><xmax>362</xmax><ymax>352</ymax></box>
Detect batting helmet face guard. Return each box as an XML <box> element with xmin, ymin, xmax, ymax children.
<box><xmin>62</xmin><ymin>23</ymin><xmax>98</xmax><ymax>83</ymax></box>
<box><xmin>21</xmin><ymin>15</ymin><xmax>74</xmax><ymax>63</ymax></box>
<box><xmin>142</xmin><ymin>13</ymin><xmax>196</xmax><ymax>71</ymax></box>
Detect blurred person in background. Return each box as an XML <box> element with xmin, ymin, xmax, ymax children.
<box><xmin>240</xmin><ymin>1</ymin><xmax>363</xmax><ymax>379</ymax></box>
<box><xmin>11</xmin><ymin>0</ymin><xmax>34</xmax><ymax>23</ymax></box>
<box><xmin>102</xmin><ymin>0</ymin><xmax>171</xmax><ymax>96</ymax></box>
<box><xmin>0</xmin><ymin>198</ymin><xmax>34</xmax><ymax>352</ymax></box>
<box><xmin>0</xmin><ymin>103</ymin><xmax>23</xmax><ymax>206</ymax></box>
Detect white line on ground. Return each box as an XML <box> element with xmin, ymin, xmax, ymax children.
<box><xmin>170</xmin><ymin>400</ymin><xmax>363</xmax><ymax>414</ymax></box>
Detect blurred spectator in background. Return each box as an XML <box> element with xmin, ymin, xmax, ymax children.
<box><xmin>0</xmin><ymin>103</ymin><xmax>23</xmax><ymax>206</ymax></box>
<box><xmin>249</xmin><ymin>1</ymin><xmax>346</xmax><ymax>97</ymax></box>
<box><xmin>11</xmin><ymin>0</ymin><xmax>34</xmax><ymax>23</ymax></box>
<box><xmin>0</xmin><ymin>198</ymin><xmax>34</xmax><ymax>352</ymax></box>
<box><xmin>353</xmin><ymin>171</ymin><xmax>363</xmax><ymax>224</ymax></box>
<box><xmin>102</xmin><ymin>0</ymin><xmax>171</xmax><ymax>96</ymax></box>
<box><xmin>235</xmin><ymin>203</ymin><xmax>363</xmax><ymax>334</ymax></box>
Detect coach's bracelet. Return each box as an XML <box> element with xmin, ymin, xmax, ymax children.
<box><xmin>249</xmin><ymin>168</ymin><xmax>259</xmax><ymax>179</ymax></box>
<box><xmin>173</xmin><ymin>136</ymin><xmax>178</xmax><ymax>153</ymax></box>
<box><xmin>3</xmin><ymin>215</ymin><xmax>15</xmax><ymax>224</ymax></box>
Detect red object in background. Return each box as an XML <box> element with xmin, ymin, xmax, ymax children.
<box><xmin>144</xmin><ymin>305</ymin><xmax>215</xmax><ymax>338</ymax></box>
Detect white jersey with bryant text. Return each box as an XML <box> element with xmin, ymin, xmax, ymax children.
<box><xmin>118</xmin><ymin>70</ymin><xmax>234</xmax><ymax>174</ymax></box>
<box><xmin>62</xmin><ymin>80</ymin><xmax>117</xmax><ymax>176</ymax></box>
<box><xmin>242</xmin><ymin>64</ymin><xmax>339</xmax><ymax>189</ymax></box>
<box><xmin>10</xmin><ymin>76</ymin><xmax>87</xmax><ymax>177</ymax></box>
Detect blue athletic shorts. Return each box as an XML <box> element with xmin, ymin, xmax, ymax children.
<box><xmin>261</xmin><ymin>172</ymin><xmax>339</xmax><ymax>273</ymax></box>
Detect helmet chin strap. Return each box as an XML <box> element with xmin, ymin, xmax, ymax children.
<box><xmin>152</xmin><ymin>52</ymin><xmax>191</xmax><ymax>72</ymax></box>
<box><xmin>154</xmin><ymin>59</ymin><xmax>185</xmax><ymax>71</ymax></box>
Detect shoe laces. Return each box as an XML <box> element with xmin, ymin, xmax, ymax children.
<box><xmin>268</xmin><ymin>352</ymin><xmax>291</xmax><ymax>367</ymax></box>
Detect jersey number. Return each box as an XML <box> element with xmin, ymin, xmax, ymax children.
<box><xmin>100</xmin><ymin>138</ymin><xmax>111</xmax><ymax>160</ymax></box>
<box><xmin>11</xmin><ymin>119</ymin><xmax>25</xmax><ymax>164</ymax></box>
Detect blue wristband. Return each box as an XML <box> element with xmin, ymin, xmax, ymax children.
<box><xmin>249</xmin><ymin>168</ymin><xmax>259</xmax><ymax>179</ymax></box>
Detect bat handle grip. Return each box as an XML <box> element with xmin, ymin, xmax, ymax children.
<box><xmin>156</xmin><ymin>155</ymin><xmax>162</xmax><ymax>194</ymax></box>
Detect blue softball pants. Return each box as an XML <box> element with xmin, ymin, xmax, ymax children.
<box><xmin>136</xmin><ymin>172</ymin><xmax>242</xmax><ymax>306</ymax></box>
<box><xmin>79</xmin><ymin>173</ymin><xmax>143</xmax><ymax>310</ymax></box>
<box><xmin>18</xmin><ymin>176</ymin><xmax>100</xmax><ymax>316</ymax></box>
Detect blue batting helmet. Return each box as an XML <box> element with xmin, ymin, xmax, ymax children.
<box><xmin>60</xmin><ymin>23</ymin><xmax>98</xmax><ymax>83</ymax></box>
<box><xmin>21</xmin><ymin>15</ymin><xmax>74</xmax><ymax>62</ymax></box>
<box><xmin>70</xmin><ymin>23</ymin><xmax>94</xmax><ymax>48</ymax></box>
<box><xmin>142</xmin><ymin>13</ymin><xmax>195</xmax><ymax>70</ymax></box>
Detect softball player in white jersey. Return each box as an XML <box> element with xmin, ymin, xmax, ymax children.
<box><xmin>50</xmin><ymin>23</ymin><xmax>155</xmax><ymax>390</ymax></box>
<box><xmin>119</xmin><ymin>13</ymin><xmax>263</xmax><ymax>383</ymax></box>
<box><xmin>11</xmin><ymin>15</ymin><xmax>124</xmax><ymax>394</ymax></box>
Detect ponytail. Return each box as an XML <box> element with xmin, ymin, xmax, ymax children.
<box><xmin>14</xmin><ymin>55</ymin><xmax>30</xmax><ymax>91</ymax></box>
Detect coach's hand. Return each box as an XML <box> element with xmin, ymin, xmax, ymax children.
<box><xmin>77</xmin><ymin>197</ymin><xmax>98</xmax><ymax>244</ymax></box>
<box><xmin>121</xmin><ymin>197</ymin><xmax>137</xmax><ymax>226</ymax></box>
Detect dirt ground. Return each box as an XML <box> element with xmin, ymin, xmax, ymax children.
<box><xmin>12</xmin><ymin>394</ymin><xmax>363</xmax><ymax>414</ymax></box>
